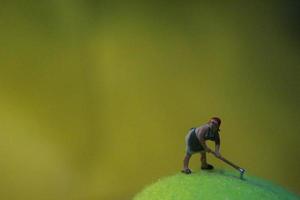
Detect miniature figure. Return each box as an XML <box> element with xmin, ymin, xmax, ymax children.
<box><xmin>182</xmin><ymin>117</ymin><xmax>222</xmax><ymax>174</ymax></box>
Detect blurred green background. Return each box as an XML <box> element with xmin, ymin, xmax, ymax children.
<box><xmin>0</xmin><ymin>1</ymin><xmax>299</xmax><ymax>200</ymax></box>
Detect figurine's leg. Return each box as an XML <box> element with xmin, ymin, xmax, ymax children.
<box><xmin>200</xmin><ymin>151</ymin><xmax>214</xmax><ymax>170</ymax></box>
<box><xmin>182</xmin><ymin>154</ymin><xmax>192</xmax><ymax>174</ymax></box>
<box><xmin>200</xmin><ymin>151</ymin><xmax>208</xmax><ymax>167</ymax></box>
<box><xmin>183</xmin><ymin>154</ymin><xmax>191</xmax><ymax>170</ymax></box>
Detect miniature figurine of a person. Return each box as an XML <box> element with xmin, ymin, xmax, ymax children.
<box><xmin>182</xmin><ymin>117</ymin><xmax>222</xmax><ymax>174</ymax></box>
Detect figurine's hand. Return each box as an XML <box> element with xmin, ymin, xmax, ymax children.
<box><xmin>214</xmin><ymin>151</ymin><xmax>221</xmax><ymax>158</ymax></box>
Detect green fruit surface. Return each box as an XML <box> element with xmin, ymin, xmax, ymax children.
<box><xmin>134</xmin><ymin>169</ymin><xmax>299</xmax><ymax>200</ymax></box>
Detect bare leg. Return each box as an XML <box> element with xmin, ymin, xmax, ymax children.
<box><xmin>200</xmin><ymin>151</ymin><xmax>208</xmax><ymax>167</ymax></box>
<box><xmin>201</xmin><ymin>151</ymin><xmax>214</xmax><ymax>170</ymax></box>
<box><xmin>183</xmin><ymin>154</ymin><xmax>191</xmax><ymax>170</ymax></box>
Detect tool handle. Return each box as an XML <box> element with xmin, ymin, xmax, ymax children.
<box><xmin>211</xmin><ymin>152</ymin><xmax>241</xmax><ymax>170</ymax></box>
<box><xmin>219</xmin><ymin>156</ymin><xmax>241</xmax><ymax>170</ymax></box>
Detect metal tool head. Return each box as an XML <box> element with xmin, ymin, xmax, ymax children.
<box><xmin>239</xmin><ymin>168</ymin><xmax>246</xmax><ymax>180</ymax></box>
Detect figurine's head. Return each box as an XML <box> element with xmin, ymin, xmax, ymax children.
<box><xmin>209</xmin><ymin>117</ymin><xmax>221</xmax><ymax>132</ymax></box>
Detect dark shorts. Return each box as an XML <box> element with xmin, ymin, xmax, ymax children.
<box><xmin>185</xmin><ymin>128</ymin><xmax>204</xmax><ymax>155</ymax></box>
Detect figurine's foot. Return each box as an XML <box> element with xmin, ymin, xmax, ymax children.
<box><xmin>181</xmin><ymin>168</ymin><xmax>192</xmax><ymax>174</ymax></box>
<box><xmin>201</xmin><ymin>164</ymin><xmax>214</xmax><ymax>170</ymax></box>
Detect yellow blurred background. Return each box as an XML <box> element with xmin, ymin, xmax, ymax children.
<box><xmin>0</xmin><ymin>1</ymin><xmax>299</xmax><ymax>199</ymax></box>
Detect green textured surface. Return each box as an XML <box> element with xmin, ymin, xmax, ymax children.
<box><xmin>134</xmin><ymin>169</ymin><xmax>299</xmax><ymax>200</ymax></box>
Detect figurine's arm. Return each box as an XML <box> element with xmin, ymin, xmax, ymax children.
<box><xmin>198</xmin><ymin>127</ymin><xmax>213</xmax><ymax>153</ymax></box>
<box><xmin>214</xmin><ymin>134</ymin><xmax>221</xmax><ymax>157</ymax></box>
